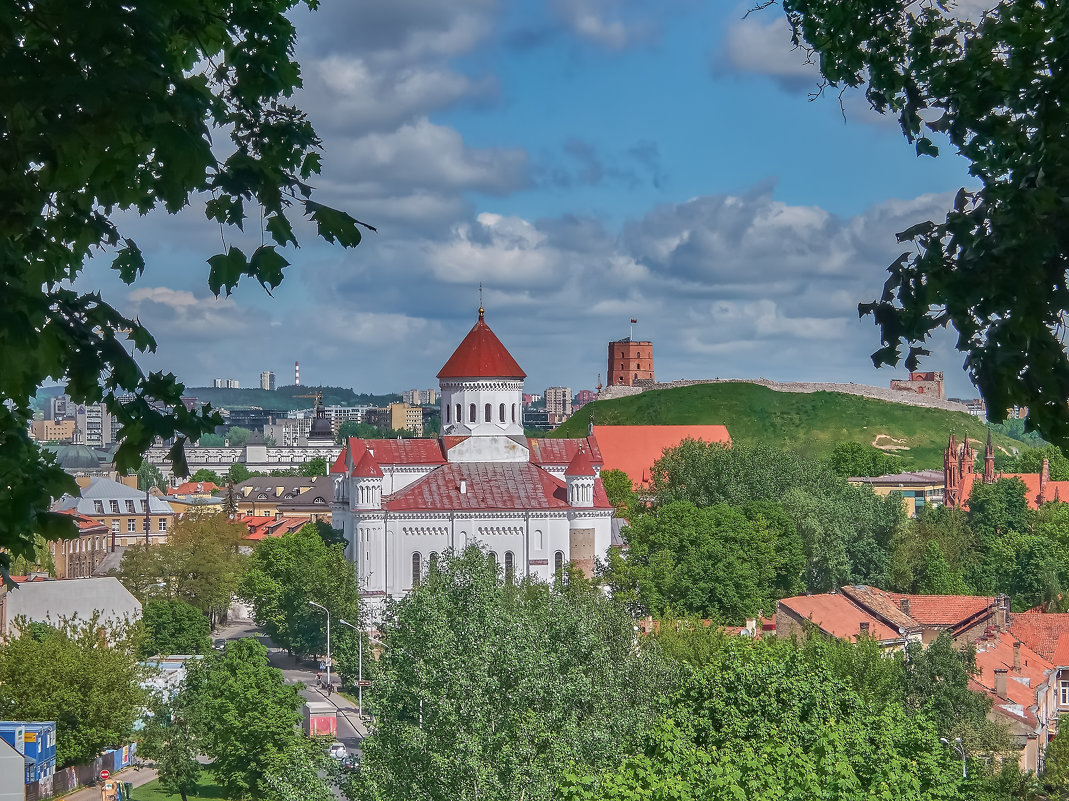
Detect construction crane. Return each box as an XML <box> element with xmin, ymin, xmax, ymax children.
<box><xmin>294</xmin><ymin>392</ymin><xmax>325</xmax><ymax>415</ymax></box>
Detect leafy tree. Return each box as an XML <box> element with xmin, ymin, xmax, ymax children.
<box><xmin>297</xmin><ymin>457</ymin><xmax>327</xmax><ymax>477</ymax></box>
<box><xmin>177</xmin><ymin>639</ymin><xmax>312</xmax><ymax>799</ymax></box>
<box><xmin>136</xmin><ymin>459</ymin><xmax>167</xmax><ymax>492</ymax></box>
<box><xmin>827</xmin><ymin>441</ymin><xmax>902</xmax><ymax>477</ymax></box>
<box><xmin>141</xmin><ymin>599</ymin><xmax>211</xmax><ymax>658</ymax></box>
<box><xmin>889</xmin><ymin>505</ymin><xmax>977</xmax><ymax>593</ymax></box>
<box><xmin>900</xmin><ymin>634</ymin><xmax>990</xmax><ymax>739</ymax></box>
<box><xmin>3</xmin><ymin>0</ymin><xmax>368</xmax><ymax>568</ymax></box>
<box><xmin>197</xmin><ymin>434</ymin><xmax>226</xmax><ymax>447</ymax></box>
<box><xmin>238</xmin><ymin>524</ymin><xmax>361</xmax><ymax>656</ymax></box>
<box><xmin>916</xmin><ymin>541</ymin><xmax>971</xmax><ymax>596</ymax></box>
<box><xmin>1004</xmin><ymin>445</ymin><xmax>1069</xmax><ymax>481</ymax></box>
<box><xmin>153</xmin><ymin>712</ymin><xmax>201</xmax><ymax>801</ymax></box>
<box><xmin>775</xmin><ymin>1</ymin><xmax>1069</xmax><ymax>446</ymax></box>
<box><xmin>227</xmin><ymin>463</ymin><xmax>252</xmax><ymax>484</ymax></box>
<box><xmin>1045</xmin><ymin>723</ymin><xmax>1069</xmax><ymax>798</ymax></box>
<box><xmin>10</xmin><ymin>533</ymin><xmax>57</xmax><ymax>577</ymax></box>
<box><xmin>222</xmin><ymin>481</ymin><xmax>239</xmax><ymax>518</ymax></box>
<box><xmin>607</xmin><ymin>501</ymin><xmax>780</xmax><ymax>621</ymax></box>
<box><xmin>600</xmin><ymin>468</ymin><xmax>639</xmax><ymax>517</ymax></box>
<box><xmin>116</xmin><ymin>509</ymin><xmax>246</xmax><ymax>623</ymax></box>
<box><xmin>304</xmin><ymin>520</ymin><xmax>346</xmax><ymax>548</ymax></box>
<box><xmin>227</xmin><ymin>427</ymin><xmax>253</xmax><ymax>448</ymax></box>
<box><xmin>0</xmin><ymin>616</ymin><xmax>146</xmax><ymax>766</ymax></box>
<box><xmin>968</xmin><ymin>478</ymin><xmax>1032</xmax><ymax>537</ymax></box>
<box><xmin>190</xmin><ymin>468</ymin><xmax>224</xmax><ymax>486</ymax></box>
<box><xmin>987</xmin><ymin>531</ymin><xmax>1064</xmax><ymax>611</ymax></box>
<box><xmin>354</xmin><ymin>546</ymin><xmax>669</xmax><ymax>801</ymax></box>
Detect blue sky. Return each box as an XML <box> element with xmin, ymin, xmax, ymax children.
<box><xmin>101</xmin><ymin>0</ymin><xmax>983</xmax><ymax>399</ymax></box>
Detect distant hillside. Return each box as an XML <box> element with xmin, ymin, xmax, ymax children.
<box><xmin>186</xmin><ymin>385</ymin><xmax>401</xmax><ymax>411</ymax></box>
<box><xmin>555</xmin><ymin>382</ymin><xmax>1019</xmax><ymax>470</ymax></box>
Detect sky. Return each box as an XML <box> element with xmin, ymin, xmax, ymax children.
<box><xmin>87</xmin><ymin>0</ymin><xmax>984</xmax><ymax>399</ymax></box>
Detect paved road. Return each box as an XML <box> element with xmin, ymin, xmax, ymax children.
<box><xmin>214</xmin><ymin>619</ymin><xmax>368</xmax><ymax>755</ymax></box>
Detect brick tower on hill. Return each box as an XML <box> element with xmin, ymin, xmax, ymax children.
<box><xmin>607</xmin><ymin>337</ymin><xmax>654</xmax><ymax>387</ymax></box>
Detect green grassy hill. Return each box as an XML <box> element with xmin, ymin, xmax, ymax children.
<box><xmin>554</xmin><ymin>382</ymin><xmax>1020</xmax><ymax>470</ymax></box>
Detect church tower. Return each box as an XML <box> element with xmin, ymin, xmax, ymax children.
<box><xmin>438</xmin><ymin>308</ymin><xmax>527</xmax><ymax>459</ymax></box>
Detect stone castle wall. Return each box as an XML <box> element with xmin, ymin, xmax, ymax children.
<box><xmin>599</xmin><ymin>378</ymin><xmax>970</xmax><ymax>413</ymax></box>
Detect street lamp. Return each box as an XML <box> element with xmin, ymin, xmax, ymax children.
<box><xmin>940</xmin><ymin>737</ymin><xmax>967</xmax><ymax>778</ymax></box>
<box><xmin>338</xmin><ymin>618</ymin><xmax>363</xmax><ymax>717</ymax></box>
<box><xmin>308</xmin><ymin>601</ymin><xmax>331</xmax><ymax>691</ymax></box>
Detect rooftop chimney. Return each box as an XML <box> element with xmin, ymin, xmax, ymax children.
<box><xmin>459</xmin><ymin>480</ymin><xmax>467</xmax><ymax>495</ymax></box>
<box><xmin>859</xmin><ymin>621</ymin><xmax>870</xmax><ymax>636</ymax></box>
<box><xmin>1013</xmin><ymin>641</ymin><xmax>1022</xmax><ymax>671</ymax></box>
<box><xmin>900</xmin><ymin>597</ymin><xmax>912</xmax><ymax>617</ymax></box>
<box><xmin>994</xmin><ymin>668</ymin><xmax>1008</xmax><ymax>698</ymax></box>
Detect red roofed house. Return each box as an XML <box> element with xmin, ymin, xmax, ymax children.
<box><xmin>49</xmin><ymin>510</ymin><xmax>110</xmax><ymax>579</ymax></box>
<box><xmin>332</xmin><ymin>308</ymin><xmax>615</xmax><ymax>617</ymax></box>
<box><xmin>1010</xmin><ymin>613</ymin><xmax>1069</xmax><ymax>734</ymax></box>
<box><xmin>590</xmin><ymin>424</ymin><xmax>732</xmax><ymax>489</ymax></box>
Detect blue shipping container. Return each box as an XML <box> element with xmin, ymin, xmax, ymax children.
<box><xmin>0</xmin><ymin>721</ymin><xmax>57</xmax><ymax>784</ymax></box>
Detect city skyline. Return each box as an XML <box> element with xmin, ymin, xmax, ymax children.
<box><xmin>77</xmin><ymin>1</ymin><xmax>980</xmax><ymax>397</ymax></box>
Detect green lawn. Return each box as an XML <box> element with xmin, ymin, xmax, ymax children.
<box><xmin>130</xmin><ymin>779</ymin><xmax>227</xmax><ymax>800</ymax></box>
<box><xmin>555</xmin><ymin>382</ymin><xmax>1020</xmax><ymax>470</ymax></box>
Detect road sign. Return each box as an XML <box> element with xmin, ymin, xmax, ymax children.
<box><xmin>99</xmin><ymin>769</ymin><xmax>110</xmax><ymax>780</ymax></box>
<box><xmin>357</xmin><ymin>680</ymin><xmax>371</xmax><ymax>687</ymax></box>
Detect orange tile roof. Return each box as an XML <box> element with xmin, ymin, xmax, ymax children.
<box><xmin>172</xmin><ymin>481</ymin><xmax>221</xmax><ymax>495</ymax></box>
<box><xmin>840</xmin><ymin>585</ymin><xmax>917</xmax><ymax>630</ymax></box>
<box><xmin>961</xmin><ymin>473</ymin><xmax>1069</xmax><ymax>510</ymax></box>
<box><xmin>972</xmin><ymin>631</ymin><xmax>1053</xmax><ymax>728</ymax></box>
<box><xmin>779</xmin><ymin>594</ymin><xmax>902</xmax><ymax>643</ymax></box>
<box><xmin>591</xmin><ymin>425</ymin><xmax>732</xmax><ymax>488</ymax></box>
<box><xmin>55</xmin><ymin>509</ymin><xmax>109</xmax><ymax>534</ymax></box>
<box><xmin>1009</xmin><ymin>612</ymin><xmax>1069</xmax><ymax>663</ymax></box>
<box><xmin>882</xmin><ymin>591</ymin><xmax>994</xmax><ymax>628</ymax></box>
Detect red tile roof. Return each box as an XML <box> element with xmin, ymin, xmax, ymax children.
<box><xmin>961</xmin><ymin>473</ymin><xmax>1069</xmax><ymax>510</ymax></box>
<box><xmin>56</xmin><ymin>509</ymin><xmax>109</xmax><ymax>534</ymax></box>
<box><xmin>384</xmin><ymin>462</ymin><xmax>613</xmax><ymax>512</ymax></box>
<box><xmin>565</xmin><ymin>446</ymin><xmax>598</xmax><ymax>476</ymax></box>
<box><xmin>1009</xmin><ymin>612</ymin><xmax>1069</xmax><ymax>663</ymax></box>
<box><xmin>361</xmin><ymin>438</ymin><xmax>446</xmax><ymax>465</ymax></box>
<box><xmin>171</xmin><ymin>481</ymin><xmax>221</xmax><ymax>495</ymax></box>
<box><xmin>591</xmin><ymin>424</ymin><xmax>732</xmax><ymax>488</ymax></box>
<box><xmin>883</xmin><ymin>591</ymin><xmax>995</xmax><ymax>628</ymax></box>
<box><xmin>352</xmin><ymin>450</ymin><xmax>384</xmax><ymax>478</ymax></box>
<box><xmin>236</xmin><ymin>514</ymin><xmax>308</xmax><ymax>541</ymax></box>
<box><xmin>437</xmin><ymin>311</ymin><xmax>526</xmax><ymax>380</ymax></box>
<box><xmin>779</xmin><ymin>594</ymin><xmax>902</xmax><ymax>643</ymax></box>
<box><xmin>972</xmin><ymin>631</ymin><xmax>1053</xmax><ymax>728</ymax></box>
<box><xmin>527</xmin><ymin>437</ymin><xmax>603</xmax><ymax>466</ymax></box>
<box><xmin>329</xmin><ymin>448</ymin><xmax>349</xmax><ymax>474</ymax></box>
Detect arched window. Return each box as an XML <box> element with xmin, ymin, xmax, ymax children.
<box><xmin>489</xmin><ymin>551</ymin><xmax>498</xmax><ymax>568</ymax></box>
<box><xmin>469</xmin><ymin>403</ymin><xmax>476</xmax><ymax>423</ymax></box>
<box><xmin>504</xmin><ymin>551</ymin><xmax>515</xmax><ymax>583</ymax></box>
<box><xmin>484</xmin><ymin>403</ymin><xmax>492</xmax><ymax>422</ymax></box>
<box><xmin>512</xmin><ymin>404</ymin><xmax>516</xmax><ymax>423</ymax></box>
<box><xmin>445</xmin><ymin>405</ymin><xmax>451</xmax><ymax>423</ymax></box>
<box><xmin>534</xmin><ymin>529</ymin><xmax>544</xmax><ymax>550</ymax></box>
<box><xmin>554</xmin><ymin>550</ymin><xmax>565</xmax><ymax>581</ymax></box>
<box><xmin>499</xmin><ymin>403</ymin><xmax>505</xmax><ymax>422</ymax></box>
<box><xmin>412</xmin><ymin>552</ymin><xmax>422</xmax><ymax>587</ymax></box>
<box><xmin>429</xmin><ymin>552</ymin><xmax>439</xmax><ymax>572</ymax></box>
<box><xmin>456</xmin><ymin>404</ymin><xmax>462</xmax><ymax>424</ymax></box>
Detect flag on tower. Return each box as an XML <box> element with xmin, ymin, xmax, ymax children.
<box><xmin>630</xmin><ymin>318</ymin><xmax>638</xmax><ymax>324</ymax></box>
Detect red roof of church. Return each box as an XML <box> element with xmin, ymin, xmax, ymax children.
<box><xmin>362</xmin><ymin>438</ymin><xmax>447</xmax><ymax>465</ymax></box>
<box><xmin>527</xmin><ymin>437</ymin><xmax>603</xmax><ymax>466</ymax></box>
<box><xmin>352</xmin><ymin>450</ymin><xmax>384</xmax><ymax>478</ymax></box>
<box><xmin>960</xmin><ymin>472</ymin><xmax>1069</xmax><ymax>510</ymax></box>
<box><xmin>565</xmin><ymin>447</ymin><xmax>598</xmax><ymax>476</ymax></box>
<box><xmin>437</xmin><ymin>310</ymin><xmax>526</xmax><ymax>380</ymax></box>
<box><xmin>330</xmin><ymin>448</ymin><xmax>349</xmax><ymax>474</ymax></box>
<box><xmin>384</xmin><ymin>462</ymin><xmax>612</xmax><ymax>512</ymax></box>
<box><xmin>591</xmin><ymin>424</ymin><xmax>732</xmax><ymax>488</ymax></box>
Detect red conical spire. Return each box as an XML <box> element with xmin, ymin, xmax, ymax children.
<box><xmin>437</xmin><ymin>309</ymin><xmax>526</xmax><ymax>380</ymax></box>
<box><xmin>565</xmin><ymin>446</ymin><xmax>598</xmax><ymax>477</ymax></box>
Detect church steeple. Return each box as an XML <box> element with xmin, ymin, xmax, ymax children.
<box><xmin>984</xmin><ymin>432</ymin><xmax>995</xmax><ymax>483</ymax></box>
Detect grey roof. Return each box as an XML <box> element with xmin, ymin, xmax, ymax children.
<box><xmin>43</xmin><ymin>443</ymin><xmax>111</xmax><ymax>469</ymax></box>
<box><xmin>3</xmin><ymin>576</ymin><xmax>141</xmax><ymax>635</ymax></box>
<box><xmin>53</xmin><ymin>476</ymin><xmax>174</xmax><ymax>516</ymax></box>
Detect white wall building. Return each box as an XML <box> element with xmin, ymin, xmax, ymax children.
<box><xmin>332</xmin><ymin>309</ymin><xmax>614</xmax><ymax>617</ymax></box>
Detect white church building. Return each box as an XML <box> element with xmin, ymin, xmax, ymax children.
<box><xmin>331</xmin><ymin>308</ymin><xmax>614</xmax><ymax>612</ymax></box>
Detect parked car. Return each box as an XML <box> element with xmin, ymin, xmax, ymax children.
<box><xmin>340</xmin><ymin>755</ymin><xmax>360</xmax><ymax>773</ymax></box>
<box><xmin>328</xmin><ymin>742</ymin><xmax>347</xmax><ymax>760</ymax></box>
<box><xmin>212</xmin><ymin>639</ymin><xmax>226</xmax><ymax>651</ymax></box>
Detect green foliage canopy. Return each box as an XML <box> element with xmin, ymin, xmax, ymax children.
<box><xmin>826</xmin><ymin>441</ymin><xmax>902</xmax><ymax>477</ymax></box>
<box><xmin>1</xmin><ymin>0</ymin><xmax>368</xmax><ymax>567</ymax></box>
<box><xmin>140</xmin><ymin>599</ymin><xmax>211</xmax><ymax>658</ymax></box>
<box><xmin>777</xmin><ymin>1</ymin><xmax>1069</xmax><ymax>445</ymax></box>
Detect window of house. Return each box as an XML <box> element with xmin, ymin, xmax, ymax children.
<box><xmin>1060</xmin><ymin>680</ymin><xmax>1069</xmax><ymax>707</ymax></box>
<box><xmin>127</xmin><ymin>519</ymin><xmax>137</xmax><ymax>532</ymax></box>
<box><xmin>258</xmin><ymin>493</ymin><xmax>268</xmax><ymax>500</ymax></box>
<box><xmin>412</xmin><ymin>552</ymin><xmax>422</xmax><ymax>587</ymax></box>
<box><xmin>110</xmin><ymin>500</ymin><xmax>120</xmax><ymax>514</ymax></box>
<box><xmin>499</xmin><ymin>403</ymin><xmax>505</xmax><ymax>422</ymax></box>
<box><xmin>93</xmin><ymin>500</ymin><xmax>104</xmax><ymax>514</ymax></box>
<box><xmin>158</xmin><ymin>519</ymin><xmax>167</xmax><ymax>532</ymax></box>
<box><xmin>111</xmin><ymin>520</ymin><xmax>119</xmax><ymax>534</ymax></box>
<box><xmin>469</xmin><ymin>404</ymin><xmax>476</xmax><ymax>423</ymax></box>
<box><xmin>554</xmin><ymin>550</ymin><xmax>565</xmax><ymax>580</ymax></box>
<box><xmin>125</xmin><ymin>500</ymin><xmax>136</xmax><ymax>513</ymax></box>
<box><xmin>504</xmin><ymin>551</ymin><xmax>514</xmax><ymax>583</ymax></box>
<box><xmin>445</xmin><ymin>405</ymin><xmax>451</xmax><ymax>424</ymax></box>
<box><xmin>484</xmin><ymin>403</ymin><xmax>492</xmax><ymax>422</ymax></box>
<box><xmin>512</xmin><ymin>404</ymin><xmax>516</xmax><ymax>423</ymax></box>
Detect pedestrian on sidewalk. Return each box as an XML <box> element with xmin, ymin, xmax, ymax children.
<box><xmin>316</xmin><ymin>671</ymin><xmax>322</xmax><ymax>687</ymax></box>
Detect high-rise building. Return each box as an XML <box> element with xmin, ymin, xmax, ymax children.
<box><xmin>607</xmin><ymin>338</ymin><xmax>654</xmax><ymax>387</ymax></box>
<box><xmin>544</xmin><ymin>387</ymin><xmax>572</xmax><ymax>424</ymax></box>
<box><xmin>212</xmin><ymin>378</ymin><xmax>240</xmax><ymax>389</ymax></box>
<box><xmin>260</xmin><ymin>371</ymin><xmax>276</xmax><ymax>391</ymax></box>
